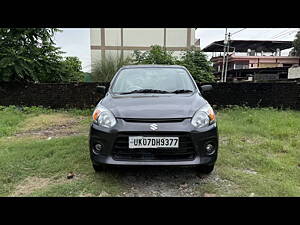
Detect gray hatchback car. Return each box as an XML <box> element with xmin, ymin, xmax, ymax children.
<box><xmin>89</xmin><ymin>65</ymin><xmax>218</xmax><ymax>174</ymax></box>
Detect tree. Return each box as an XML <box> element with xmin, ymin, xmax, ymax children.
<box><xmin>0</xmin><ymin>28</ymin><xmax>85</xmax><ymax>83</ymax></box>
<box><xmin>60</xmin><ymin>57</ymin><xmax>85</xmax><ymax>82</ymax></box>
<box><xmin>132</xmin><ymin>45</ymin><xmax>176</xmax><ymax>65</ymax></box>
<box><xmin>292</xmin><ymin>31</ymin><xmax>300</xmax><ymax>56</ymax></box>
<box><xmin>177</xmin><ymin>48</ymin><xmax>215</xmax><ymax>82</ymax></box>
<box><xmin>132</xmin><ymin>45</ymin><xmax>215</xmax><ymax>82</ymax></box>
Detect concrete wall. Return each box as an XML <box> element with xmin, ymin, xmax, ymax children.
<box><xmin>90</xmin><ymin>28</ymin><xmax>196</xmax><ymax>70</ymax></box>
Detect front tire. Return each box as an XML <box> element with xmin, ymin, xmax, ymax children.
<box><xmin>197</xmin><ymin>164</ymin><xmax>215</xmax><ymax>174</ymax></box>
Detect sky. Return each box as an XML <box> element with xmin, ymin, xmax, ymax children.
<box><xmin>54</xmin><ymin>28</ymin><xmax>299</xmax><ymax>73</ymax></box>
<box><xmin>54</xmin><ymin>28</ymin><xmax>90</xmax><ymax>72</ymax></box>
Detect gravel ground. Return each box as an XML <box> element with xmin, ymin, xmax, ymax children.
<box><xmin>107</xmin><ymin>166</ymin><xmax>222</xmax><ymax>197</ymax></box>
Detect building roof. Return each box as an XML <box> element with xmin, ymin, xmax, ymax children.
<box><xmin>202</xmin><ymin>40</ymin><xmax>293</xmax><ymax>52</ymax></box>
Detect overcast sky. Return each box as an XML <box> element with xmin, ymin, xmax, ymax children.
<box><xmin>54</xmin><ymin>28</ymin><xmax>299</xmax><ymax>73</ymax></box>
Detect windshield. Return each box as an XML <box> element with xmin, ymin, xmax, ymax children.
<box><xmin>111</xmin><ymin>67</ymin><xmax>196</xmax><ymax>94</ymax></box>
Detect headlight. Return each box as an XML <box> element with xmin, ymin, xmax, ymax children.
<box><xmin>191</xmin><ymin>104</ymin><xmax>216</xmax><ymax>128</ymax></box>
<box><xmin>92</xmin><ymin>104</ymin><xmax>116</xmax><ymax>128</ymax></box>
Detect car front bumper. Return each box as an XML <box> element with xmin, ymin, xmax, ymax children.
<box><xmin>89</xmin><ymin>119</ymin><xmax>218</xmax><ymax>166</ymax></box>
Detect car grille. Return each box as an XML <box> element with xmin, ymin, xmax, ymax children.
<box><xmin>122</xmin><ymin>118</ymin><xmax>185</xmax><ymax>123</ymax></box>
<box><xmin>112</xmin><ymin>132</ymin><xmax>196</xmax><ymax>161</ymax></box>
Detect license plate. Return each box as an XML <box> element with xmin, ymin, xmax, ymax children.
<box><xmin>129</xmin><ymin>136</ymin><xmax>179</xmax><ymax>149</ymax></box>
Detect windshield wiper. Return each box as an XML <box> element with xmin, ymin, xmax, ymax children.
<box><xmin>170</xmin><ymin>89</ymin><xmax>194</xmax><ymax>94</ymax></box>
<box><xmin>119</xmin><ymin>89</ymin><xmax>170</xmax><ymax>95</ymax></box>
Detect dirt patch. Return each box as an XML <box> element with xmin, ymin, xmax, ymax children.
<box><xmin>10</xmin><ymin>173</ymin><xmax>85</xmax><ymax>197</ymax></box>
<box><xmin>78</xmin><ymin>191</ymin><xmax>110</xmax><ymax>197</ymax></box>
<box><xmin>219</xmin><ymin>136</ymin><xmax>230</xmax><ymax>145</ymax></box>
<box><xmin>243</xmin><ymin>168</ymin><xmax>258</xmax><ymax>175</ymax></box>
<box><xmin>14</xmin><ymin>114</ymin><xmax>88</xmax><ymax>139</ymax></box>
<box><xmin>203</xmin><ymin>193</ymin><xmax>217</xmax><ymax>197</ymax></box>
<box><xmin>107</xmin><ymin>166</ymin><xmax>228</xmax><ymax>197</ymax></box>
<box><xmin>19</xmin><ymin>114</ymin><xmax>75</xmax><ymax>131</ymax></box>
<box><xmin>78</xmin><ymin>193</ymin><xmax>96</xmax><ymax>197</ymax></box>
<box><xmin>98</xmin><ymin>191</ymin><xmax>110</xmax><ymax>197</ymax></box>
<box><xmin>10</xmin><ymin>177</ymin><xmax>51</xmax><ymax>196</ymax></box>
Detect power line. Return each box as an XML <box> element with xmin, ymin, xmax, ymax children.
<box><xmin>278</xmin><ymin>31</ymin><xmax>297</xmax><ymax>38</ymax></box>
<box><xmin>280</xmin><ymin>31</ymin><xmax>297</xmax><ymax>38</ymax></box>
<box><xmin>271</xmin><ymin>29</ymin><xmax>296</xmax><ymax>39</ymax></box>
<box><xmin>274</xmin><ymin>30</ymin><xmax>297</xmax><ymax>39</ymax></box>
<box><xmin>273</xmin><ymin>29</ymin><xmax>298</xmax><ymax>39</ymax></box>
<box><xmin>231</xmin><ymin>28</ymin><xmax>246</xmax><ymax>36</ymax></box>
<box><xmin>235</xmin><ymin>29</ymin><xmax>290</xmax><ymax>40</ymax></box>
<box><xmin>231</xmin><ymin>28</ymin><xmax>274</xmax><ymax>40</ymax></box>
<box><xmin>270</xmin><ymin>29</ymin><xmax>291</xmax><ymax>39</ymax></box>
<box><xmin>240</xmin><ymin>29</ymin><xmax>278</xmax><ymax>40</ymax></box>
<box><xmin>257</xmin><ymin>29</ymin><xmax>275</xmax><ymax>37</ymax></box>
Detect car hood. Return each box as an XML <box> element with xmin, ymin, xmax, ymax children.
<box><xmin>100</xmin><ymin>92</ymin><xmax>208</xmax><ymax>119</ymax></box>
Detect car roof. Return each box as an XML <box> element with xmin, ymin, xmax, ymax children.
<box><xmin>121</xmin><ymin>64</ymin><xmax>186</xmax><ymax>69</ymax></box>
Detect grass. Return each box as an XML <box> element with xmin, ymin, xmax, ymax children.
<box><xmin>0</xmin><ymin>106</ymin><xmax>123</xmax><ymax>197</ymax></box>
<box><xmin>0</xmin><ymin>136</ymin><xmax>123</xmax><ymax>196</ymax></box>
<box><xmin>0</xmin><ymin>105</ymin><xmax>299</xmax><ymax>197</ymax></box>
<box><xmin>200</xmin><ymin>106</ymin><xmax>300</xmax><ymax>197</ymax></box>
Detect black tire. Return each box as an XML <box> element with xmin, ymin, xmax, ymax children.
<box><xmin>93</xmin><ymin>164</ymin><xmax>105</xmax><ymax>172</ymax></box>
<box><xmin>197</xmin><ymin>164</ymin><xmax>215</xmax><ymax>174</ymax></box>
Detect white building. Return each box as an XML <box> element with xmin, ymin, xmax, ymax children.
<box><xmin>90</xmin><ymin>28</ymin><xmax>199</xmax><ymax>70</ymax></box>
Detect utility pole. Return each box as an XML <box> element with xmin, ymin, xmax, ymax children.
<box><xmin>221</xmin><ymin>28</ymin><xmax>228</xmax><ymax>82</ymax></box>
<box><xmin>224</xmin><ymin>32</ymin><xmax>231</xmax><ymax>83</ymax></box>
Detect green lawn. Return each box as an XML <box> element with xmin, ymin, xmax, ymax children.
<box><xmin>198</xmin><ymin>106</ymin><xmax>300</xmax><ymax>196</ymax></box>
<box><xmin>0</xmin><ymin>105</ymin><xmax>299</xmax><ymax>197</ymax></box>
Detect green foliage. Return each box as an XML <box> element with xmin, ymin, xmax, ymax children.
<box><xmin>292</xmin><ymin>31</ymin><xmax>300</xmax><ymax>56</ymax></box>
<box><xmin>132</xmin><ymin>45</ymin><xmax>215</xmax><ymax>82</ymax></box>
<box><xmin>178</xmin><ymin>48</ymin><xmax>215</xmax><ymax>82</ymax></box>
<box><xmin>83</xmin><ymin>72</ymin><xmax>92</xmax><ymax>82</ymax></box>
<box><xmin>0</xmin><ymin>105</ymin><xmax>92</xmax><ymax>117</ymax></box>
<box><xmin>0</xmin><ymin>106</ymin><xmax>28</xmax><ymax>137</ymax></box>
<box><xmin>91</xmin><ymin>54</ymin><xmax>132</xmax><ymax>82</ymax></box>
<box><xmin>0</xmin><ymin>28</ymin><xmax>85</xmax><ymax>83</ymax></box>
<box><xmin>133</xmin><ymin>45</ymin><xmax>176</xmax><ymax>65</ymax></box>
<box><xmin>60</xmin><ymin>56</ymin><xmax>85</xmax><ymax>82</ymax></box>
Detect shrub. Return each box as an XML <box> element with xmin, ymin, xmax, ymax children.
<box><xmin>91</xmin><ymin>54</ymin><xmax>132</xmax><ymax>82</ymax></box>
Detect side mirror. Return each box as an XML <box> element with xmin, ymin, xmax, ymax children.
<box><xmin>201</xmin><ymin>85</ymin><xmax>213</xmax><ymax>93</ymax></box>
<box><xmin>96</xmin><ymin>85</ymin><xmax>106</xmax><ymax>95</ymax></box>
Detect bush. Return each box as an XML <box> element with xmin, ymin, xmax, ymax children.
<box><xmin>91</xmin><ymin>54</ymin><xmax>132</xmax><ymax>82</ymax></box>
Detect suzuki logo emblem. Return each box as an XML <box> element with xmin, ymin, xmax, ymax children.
<box><xmin>150</xmin><ymin>124</ymin><xmax>158</xmax><ymax>131</ymax></box>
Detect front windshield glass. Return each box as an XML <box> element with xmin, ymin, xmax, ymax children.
<box><xmin>111</xmin><ymin>67</ymin><xmax>196</xmax><ymax>93</ymax></box>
